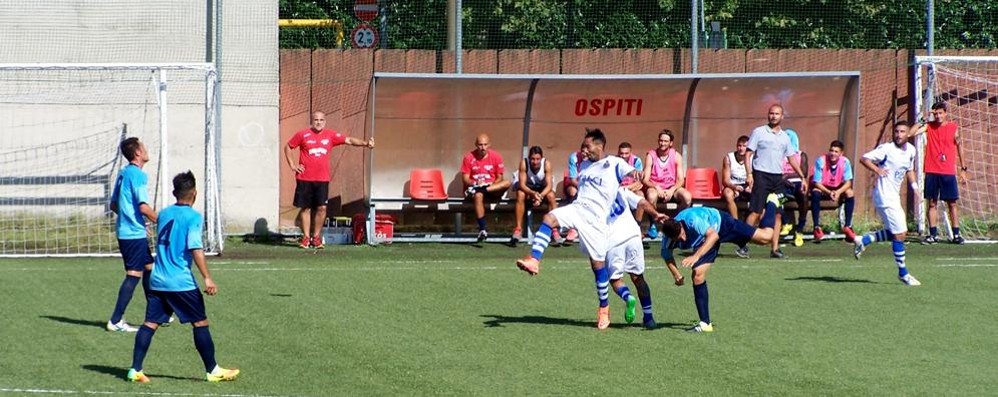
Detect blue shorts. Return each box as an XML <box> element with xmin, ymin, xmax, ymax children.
<box><xmin>118</xmin><ymin>238</ymin><xmax>153</xmax><ymax>272</ymax></box>
<box><xmin>924</xmin><ymin>173</ymin><xmax>959</xmax><ymax>201</ymax></box>
<box><xmin>145</xmin><ymin>289</ymin><xmax>207</xmax><ymax>324</ymax></box>
<box><xmin>688</xmin><ymin>213</ymin><xmax>756</xmax><ymax>268</ymax></box>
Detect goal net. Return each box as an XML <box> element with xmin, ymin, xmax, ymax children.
<box><xmin>0</xmin><ymin>64</ymin><xmax>222</xmax><ymax>256</ymax></box>
<box><xmin>914</xmin><ymin>56</ymin><xmax>998</xmax><ymax>241</ymax></box>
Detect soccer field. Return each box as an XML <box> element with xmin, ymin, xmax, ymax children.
<box><xmin>2</xmin><ymin>239</ymin><xmax>997</xmax><ymax>396</ymax></box>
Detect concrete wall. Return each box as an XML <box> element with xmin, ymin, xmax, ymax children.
<box><xmin>0</xmin><ymin>1</ymin><xmax>281</xmax><ymax>234</ymax></box>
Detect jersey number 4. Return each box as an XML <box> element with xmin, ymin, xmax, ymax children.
<box><xmin>157</xmin><ymin>220</ymin><xmax>175</xmax><ymax>246</ymax></box>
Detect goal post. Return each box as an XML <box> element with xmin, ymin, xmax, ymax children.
<box><xmin>914</xmin><ymin>56</ymin><xmax>998</xmax><ymax>242</ymax></box>
<box><xmin>0</xmin><ymin>63</ymin><xmax>223</xmax><ymax>257</ymax></box>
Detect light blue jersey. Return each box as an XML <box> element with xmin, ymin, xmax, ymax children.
<box><xmin>110</xmin><ymin>164</ymin><xmax>151</xmax><ymax>240</ymax></box>
<box><xmin>660</xmin><ymin>207</ymin><xmax>722</xmax><ymax>260</ymax></box>
<box><xmin>150</xmin><ymin>204</ymin><xmax>204</xmax><ymax>292</ymax></box>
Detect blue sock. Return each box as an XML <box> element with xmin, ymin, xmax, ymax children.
<box><xmin>614</xmin><ymin>285</ymin><xmax>632</xmax><ymax>302</ymax></box>
<box><xmin>193</xmin><ymin>326</ymin><xmax>218</xmax><ymax>373</ymax></box>
<box><xmin>693</xmin><ymin>282</ymin><xmax>710</xmax><ymax>324</ymax></box>
<box><xmin>930</xmin><ymin>226</ymin><xmax>938</xmax><ymax>237</ymax></box>
<box><xmin>810</xmin><ymin>191</ymin><xmax>822</xmax><ymax>228</ymax></box>
<box><xmin>110</xmin><ymin>275</ymin><xmax>141</xmax><ymax>324</ymax></box>
<box><xmin>131</xmin><ymin>324</ymin><xmax>156</xmax><ymax>371</ymax></box>
<box><xmin>760</xmin><ymin>202</ymin><xmax>777</xmax><ymax>229</ymax></box>
<box><xmin>637</xmin><ymin>283</ymin><xmax>653</xmax><ymax>319</ymax></box>
<box><xmin>594</xmin><ymin>266</ymin><xmax>610</xmax><ymax>308</ymax></box>
<box><xmin>892</xmin><ymin>240</ymin><xmax>908</xmax><ymax>277</ymax></box>
<box><xmin>952</xmin><ymin>227</ymin><xmax>961</xmax><ymax>237</ymax></box>
<box><xmin>476</xmin><ymin>217</ymin><xmax>487</xmax><ymax>231</ymax></box>
<box><xmin>530</xmin><ymin>224</ymin><xmax>553</xmax><ymax>260</ymax></box>
<box><xmin>861</xmin><ymin>229</ymin><xmax>890</xmax><ymax>246</ymax></box>
<box><xmin>844</xmin><ymin>197</ymin><xmax>855</xmax><ymax>227</ymax></box>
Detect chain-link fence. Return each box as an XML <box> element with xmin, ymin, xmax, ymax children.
<box><xmin>280</xmin><ymin>0</ymin><xmax>996</xmax><ymax>52</ymax></box>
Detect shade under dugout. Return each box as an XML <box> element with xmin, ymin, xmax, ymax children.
<box><xmin>369</xmin><ymin>72</ymin><xmax>859</xmax><ymax>204</ymax></box>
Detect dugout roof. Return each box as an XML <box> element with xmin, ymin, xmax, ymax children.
<box><xmin>368</xmin><ymin>72</ymin><xmax>860</xmax><ymax>203</ymax></box>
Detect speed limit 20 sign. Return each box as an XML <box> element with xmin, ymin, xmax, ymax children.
<box><xmin>351</xmin><ymin>24</ymin><xmax>378</xmax><ymax>49</ymax></box>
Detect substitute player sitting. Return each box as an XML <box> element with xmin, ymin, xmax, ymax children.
<box><xmin>721</xmin><ymin>135</ymin><xmax>751</xmax><ymax>219</ymax></box>
<box><xmin>510</xmin><ymin>146</ymin><xmax>560</xmax><ymax>244</ymax></box>
<box><xmin>462</xmin><ymin>133</ymin><xmax>513</xmax><ymax>242</ymax></box>
<box><xmin>659</xmin><ymin>195</ymin><xmax>780</xmax><ymax>333</ymax></box>
<box><xmin>641</xmin><ymin>129</ymin><xmax>692</xmax><ymax>238</ymax></box>
<box><xmin>852</xmin><ymin>121</ymin><xmax>921</xmax><ymax>286</ymax></box>
<box><xmin>810</xmin><ymin>140</ymin><xmax>857</xmax><ymax>243</ymax></box>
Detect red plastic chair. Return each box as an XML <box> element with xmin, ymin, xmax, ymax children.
<box><xmin>409</xmin><ymin>168</ymin><xmax>448</xmax><ymax>200</ymax></box>
<box><xmin>685</xmin><ymin>168</ymin><xmax>722</xmax><ymax>200</ymax></box>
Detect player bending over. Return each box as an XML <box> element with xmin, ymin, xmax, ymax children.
<box><xmin>659</xmin><ymin>195</ymin><xmax>780</xmax><ymax>333</ymax></box>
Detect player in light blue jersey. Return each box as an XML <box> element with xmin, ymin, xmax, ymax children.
<box><xmin>107</xmin><ymin>137</ymin><xmax>158</xmax><ymax>333</ymax></box>
<box><xmin>126</xmin><ymin>171</ymin><xmax>239</xmax><ymax>384</ymax></box>
<box><xmin>852</xmin><ymin>121</ymin><xmax>921</xmax><ymax>286</ymax></box>
<box><xmin>659</xmin><ymin>198</ymin><xmax>780</xmax><ymax>333</ymax></box>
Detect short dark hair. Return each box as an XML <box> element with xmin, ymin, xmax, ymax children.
<box><xmin>120</xmin><ymin>137</ymin><xmax>141</xmax><ymax>161</ymax></box>
<box><xmin>737</xmin><ymin>135</ymin><xmax>750</xmax><ymax>144</ymax></box>
<box><xmin>931</xmin><ymin>102</ymin><xmax>947</xmax><ymax>111</ymax></box>
<box><xmin>172</xmin><ymin>171</ymin><xmax>197</xmax><ymax>199</ymax></box>
<box><xmin>618</xmin><ymin>142</ymin><xmax>632</xmax><ymax>150</ymax></box>
<box><xmin>528</xmin><ymin>146</ymin><xmax>543</xmax><ymax>157</ymax></box>
<box><xmin>659</xmin><ymin>129</ymin><xmax>675</xmax><ymax>142</ymax></box>
<box><xmin>584</xmin><ymin>128</ymin><xmax>606</xmax><ymax>146</ymax></box>
<box><xmin>830</xmin><ymin>140</ymin><xmax>845</xmax><ymax>151</ymax></box>
<box><xmin>660</xmin><ymin>219</ymin><xmax>683</xmax><ymax>239</ymax></box>
<box><xmin>894</xmin><ymin>120</ymin><xmax>910</xmax><ymax>128</ymax></box>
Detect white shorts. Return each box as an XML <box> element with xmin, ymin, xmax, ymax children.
<box><xmin>876</xmin><ymin>205</ymin><xmax>907</xmax><ymax>235</ymax></box>
<box><xmin>549</xmin><ymin>204</ymin><xmax>609</xmax><ymax>262</ymax></box>
<box><xmin>607</xmin><ymin>236</ymin><xmax>645</xmax><ymax>280</ymax></box>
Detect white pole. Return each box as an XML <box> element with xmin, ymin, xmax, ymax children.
<box><xmin>158</xmin><ymin>68</ymin><xmax>170</xmax><ymax>208</ymax></box>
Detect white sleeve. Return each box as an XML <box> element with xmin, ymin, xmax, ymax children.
<box><xmin>619</xmin><ymin>189</ymin><xmax>643</xmax><ymax>210</ymax></box>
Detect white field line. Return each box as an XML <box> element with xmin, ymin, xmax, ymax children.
<box><xmin>1</xmin><ymin>261</ymin><xmax>996</xmax><ymax>272</ymax></box>
<box><xmin>936</xmin><ymin>257</ymin><xmax>998</xmax><ymax>261</ymax></box>
<box><xmin>0</xmin><ymin>387</ymin><xmax>287</xmax><ymax>397</ymax></box>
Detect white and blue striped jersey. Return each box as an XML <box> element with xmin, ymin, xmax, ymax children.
<box><xmin>862</xmin><ymin>142</ymin><xmax>916</xmax><ymax>208</ymax></box>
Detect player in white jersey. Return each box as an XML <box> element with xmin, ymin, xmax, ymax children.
<box><xmin>853</xmin><ymin>120</ymin><xmax>921</xmax><ymax>286</ymax></box>
<box><xmin>605</xmin><ymin>187</ymin><xmax>674</xmax><ymax>329</ymax></box>
<box><xmin>515</xmin><ymin>129</ymin><xmax>641</xmax><ymax>330</ymax></box>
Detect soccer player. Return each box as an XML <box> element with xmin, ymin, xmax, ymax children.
<box><xmin>127</xmin><ymin>171</ymin><xmax>240</xmax><ymax>383</ymax></box>
<box><xmin>107</xmin><ymin>137</ymin><xmax>158</xmax><ymax>333</ymax></box>
<box><xmin>515</xmin><ymin>129</ymin><xmax>645</xmax><ymax>330</ymax></box>
<box><xmin>913</xmin><ymin>102</ymin><xmax>970</xmax><ymax>244</ymax></box>
<box><xmin>810</xmin><ymin>140</ymin><xmax>856</xmax><ymax>243</ymax></box>
<box><xmin>461</xmin><ymin>133</ymin><xmax>513</xmax><ymax>242</ymax></box>
<box><xmin>616</xmin><ymin>142</ymin><xmax>644</xmax><ymax>193</ymax></box>
<box><xmin>743</xmin><ymin>104</ymin><xmax>807</xmax><ymax>259</ymax></box>
<box><xmin>606</xmin><ymin>187</ymin><xmax>676</xmax><ymax>330</ymax></box>
<box><xmin>510</xmin><ymin>146</ymin><xmax>560</xmax><ymax>244</ymax></box>
<box><xmin>641</xmin><ymin>129</ymin><xmax>692</xmax><ymax>238</ymax></box>
<box><xmin>285</xmin><ymin>111</ymin><xmax>374</xmax><ymax>249</ymax></box>
<box><xmin>853</xmin><ymin>121</ymin><xmax>921</xmax><ymax>286</ymax></box>
<box><xmin>659</xmin><ymin>196</ymin><xmax>780</xmax><ymax>333</ymax></box>
<box><xmin>721</xmin><ymin>135</ymin><xmax>751</xmax><ymax>219</ymax></box>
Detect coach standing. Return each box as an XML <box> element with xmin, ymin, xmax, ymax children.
<box><xmin>285</xmin><ymin>111</ymin><xmax>374</xmax><ymax>249</ymax></box>
<box><xmin>743</xmin><ymin>104</ymin><xmax>807</xmax><ymax>258</ymax></box>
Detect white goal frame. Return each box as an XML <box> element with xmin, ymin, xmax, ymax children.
<box><xmin>0</xmin><ymin>63</ymin><xmax>223</xmax><ymax>257</ymax></box>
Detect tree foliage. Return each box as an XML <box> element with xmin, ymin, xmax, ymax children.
<box><xmin>279</xmin><ymin>0</ymin><xmax>997</xmax><ymax>50</ymax></box>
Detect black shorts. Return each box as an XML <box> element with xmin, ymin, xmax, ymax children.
<box><xmin>749</xmin><ymin>171</ymin><xmax>784</xmax><ymax>213</ymax></box>
<box><xmin>924</xmin><ymin>173</ymin><xmax>959</xmax><ymax>201</ymax></box>
<box><xmin>118</xmin><ymin>238</ymin><xmax>153</xmax><ymax>272</ymax></box>
<box><xmin>145</xmin><ymin>289</ymin><xmax>207</xmax><ymax>324</ymax></box>
<box><xmin>293</xmin><ymin>180</ymin><xmax>329</xmax><ymax>209</ymax></box>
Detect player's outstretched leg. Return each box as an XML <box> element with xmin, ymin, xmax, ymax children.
<box><xmin>515</xmin><ymin>215</ymin><xmax>559</xmax><ymax>276</ymax></box>
<box><xmin>892</xmin><ymin>237</ymin><xmax>920</xmax><ymax>286</ymax></box>
<box><xmin>108</xmin><ymin>275</ymin><xmax>141</xmax><ymax>333</ymax></box>
<box><xmin>127</xmin><ymin>323</ymin><xmax>158</xmax><ymax>383</ymax></box>
<box><xmin>853</xmin><ymin>229</ymin><xmax>890</xmax><ymax>260</ymax></box>
<box><xmin>194</xmin><ymin>324</ymin><xmax>240</xmax><ymax>382</ymax></box>
<box><xmin>593</xmin><ymin>261</ymin><xmax>611</xmax><ymax>330</ymax></box>
<box><xmin>610</xmin><ymin>279</ymin><xmax>636</xmax><ymax>323</ymax></box>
